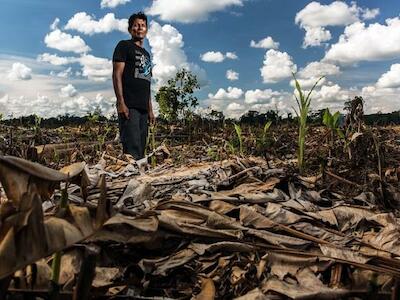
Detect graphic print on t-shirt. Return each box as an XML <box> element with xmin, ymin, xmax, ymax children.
<box><xmin>134</xmin><ymin>49</ymin><xmax>152</xmax><ymax>82</ymax></box>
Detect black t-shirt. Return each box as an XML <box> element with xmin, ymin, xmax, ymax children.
<box><xmin>113</xmin><ymin>39</ymin><xmax>152</xmax><ymax>111</ymax></box>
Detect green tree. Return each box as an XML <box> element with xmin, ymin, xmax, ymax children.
<box><xmin>155</xmin><ymin>69</ymin><xmax>199</xmax><ymax>122</ymax></box>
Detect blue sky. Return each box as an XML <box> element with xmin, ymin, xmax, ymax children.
<box><xmin>0</xmin><ymin>0</ymin><xmax>399</xmax><ymax>118</ymax></box>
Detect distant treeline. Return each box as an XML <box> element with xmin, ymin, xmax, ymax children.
<box><xmin>1</xmin><ymin>109</ymin><xmax>400</xmax><ymax>128</ymax></box>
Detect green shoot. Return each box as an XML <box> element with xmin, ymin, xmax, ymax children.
<box><xmin>234</xmin><ymin>123</ymin><xmax>243</xmax><ymax>155</ymax></box>
<box><xmin>293</xmin><ymin>74</ymin><xmax>323</xmax><ymax>173</ymax></box>
<box><xmin>263</xmin><ymin>120</ymin><xmax>272</xmax><ymax>142</ymax></box>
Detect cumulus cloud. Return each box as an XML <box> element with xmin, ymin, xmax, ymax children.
<box><xmin>45</xmin><ymin>29</ymin><xmax>91</xmax><ymax>54</ymax></box>
<box><xmin>51</xmin><ymin>67</ymin><xmax>73</xmax><ymax>78</ymax></box>
<box><xmin>225</xmin><ymin>52</ymin><xmax>238</xmax><ymax>60</ymax></box>
<box><xmin>50</xmin><ymin>18</ymin><xmax>60</xmax><ymax>30</ymax></box>
<box><xmin>312</xmin><ymin>84</ymin><xmax>349</xmax><ymax>104</ymax></box>
<box><xmin>201</xmin><ymin>51</ymin><xmax>224</xmax><ymax>63</ymax></box>
<box><xmin>376</xmin><ymin>64</ymin><xmax>400</xmax><ymax>88</ymax></box>
<box><xmin>60</xmin><ymin>84</ymin><xmax>78</xmax><ymax>97</ymax></box>
<box><xmin>37</xmin><ymin>51</ymin><xmax>110</xmax><ymax>81</ymax></box>
<box><xmin>147</xmin><ymin>21</ymin><xmax>206</xmax><ymax>87</ymax></box>
<box><xmin>295</xmin><ymin>1</ymin><xmax>379</xmax><ymax>47</ymax></box>
<box><xmin>65</xmin><ymin>12</ymin><xmax>127</xmax><ymax>35</ymax></box>
<box><xmin>146</xmin><ymin>0</ymin><xmax>245</xmax><ymax>23</ymax></box>
<box><xmin>361</xmin><ymin>85</ymin><xmax>400</xmax><ymax>113</ymax></box>
<box><xmin>289</xmin><ymin>61</ymin><xmax>340</xmax><ymax>89</ymax></box>
<box><xmin>290</xmin><ymin>77</ymin><xmax>326</xmax><ymax>90</ymax></box>
<box><xmin>260</xmin><ymin>49</ymin><xmax>297</xmax><ymax>83</ymax></box>
<box><xmin>208</xmin><ymin>87</ymin><xmax>243</xmax><ymax>100</ymax></box>
<box><xmin>226</xmin><ymin>69</ymin><xmax>239</xmax><ymax>81</ymax></box>
<box><xmin>302</xmin><ymin>26</ymin><xmax>331</xmax><ymax>47</ymax></box>
<box><xmin>79</xmin><ymin>54</ymin><xmax>112</xmax><ymax>82</ymax></box>
<box><xmin>353</xmin><ymin>64</ymin><xmax>400</xmax><ymax>113</ymax></box>
<box><xmin>324</xmin><ymin>18</ymin><xmax>400</xmax><ymax>64</ymax></box>
<box><xmin>100</xmin><ymin>0</ymin><xmax>130</xmax><ymax>9</ymax></box>
<box><xmin>0</xmin><ymin>91</ymin><xmax>116</xmax><ymax>118</ymax></box>
<box><xmin>7</xmin><ymin>63</ymin><xmax>32</xmax><ymax>80</ymax></box>
<box><xmin>244</xmin><ymin>89</ymin><xmax>281</xmax><ymax>104</ymax></box>
<box><xmin>298</xmin><ymin>61</ymin><xmax>340</xmax><ymax>78</ymax></box>
<box><xmin>37</xmin><ymin>53</ymin><xmax>78</xmax><ymax>66</ymax></box>
<box><xmin>203</xmin><ymin>85</ymin><xmax>292</xmax><ymax>119</ymax></box>
<box><xmin>250</xmin><ymin>36</ymin><xmax>279</xmax><ymax>49</ymax></box>
<box><xmin>226</xmin><ymin>102</ymin><xmax>245</xmax><ymax>111</ymax></box>
<box><xmin>0</xmin><ymin>55</ymin><xmax>117</xmax><ymax>118</ymax></box>
<box><xmin>200</xmin><ymin>51</ymin><xmax>238</xmax><ymax>63</ymax></box>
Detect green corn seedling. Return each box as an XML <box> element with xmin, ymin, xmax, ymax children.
<box><xmin>234</xmin><ymin>123</ymin><xmax>243</xmax><ymax>155</ymax></box>
<box><xmin>293</xmin><ymin>74</ymin><xmax>323</xmax><ymax>173</ymax></box>
<box><xmin>262</xmin><ymin>120</ymin><xmax>272</xmax><ymax>143</ymax></box>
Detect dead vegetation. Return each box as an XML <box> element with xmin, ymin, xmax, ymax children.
<box><xmin>1</xmin><ymin>101</ymin><xmax>400</xmax><ymax>299</ymax></box>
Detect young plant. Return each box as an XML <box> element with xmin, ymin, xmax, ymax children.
<box><xmin>234</xmin><ymin>123</ymin><xmax>243</xmax><ymax>155</ymax></box>
<box><xmin>262</xmin><ymin>121</ymin><xmax>272</xmax><ymax>143</ymax></box>
<box><xmin>322</xmin><ymin>108</ymin><xmax>344</xmax><ymax>157</ymax></box>
<box><xmin>293</xmin><ymin>74</ymin><xmax>323</xmax><ymax>173</ymax></box>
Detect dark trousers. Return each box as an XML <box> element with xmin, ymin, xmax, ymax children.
<box><xmin>118</xmin><ymin>108</ymin><xmax>148</xmax><ymax>160</ymax></box>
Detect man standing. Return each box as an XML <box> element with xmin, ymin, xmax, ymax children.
<box><xmin>112</xmin><ymin>12</ymin><xmax>155</xmax><ymax>160</ymax></box>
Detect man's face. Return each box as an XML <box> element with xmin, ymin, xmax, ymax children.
<box><xmin>130</xmin><ymin>18</ymin><xmax>147</xmax><ymax>40</ymax></box>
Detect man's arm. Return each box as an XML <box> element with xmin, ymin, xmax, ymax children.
<box><xmin>112</xmin><ymin>62</ymin><xmax>129</xmax><ymax>119</ymax></box>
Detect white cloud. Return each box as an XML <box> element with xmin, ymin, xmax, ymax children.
<box><xmin>290</xmin><ymin>77</ymin><xmax>326</xmax><ymax>90</ymax></box>
<box><xmin>45</xmin><ymin>29</ymin><xmax>91</xmax><ymax>54</ymax></box>
<box><xmin>250</xmin><ymin>36</ymin><xmax>279</xmax><ymax>49</ymax></box>
<box><xmin>79</xmin><ymin>54</ymin><xmax>112</xmax><ymax>82</ymax></box>
<box><xmin>289</xmin><ymin>61</ymin><xmax>339</xmax><ymax>89</ymax></box>
<box><xmin>244</xmin><ymin>89</ymin><xmax>281</xmax><ymax>104</ymax></box>
<box><xmin>302</xmin><ymin>26</ymin><xmax>331</xmax><ymax>47</ymax></box>
<box><xmin>324</xmin><ymin>18</ymin><xmax>400</xmax><ymax>64</ymax></box>
<box><xmin>201</xmin><ymin>51</ymin><xmax>224</xmax><ymax>63</ymax></box>
<box><xmin>65</xmin><ymin>12</ymin><xmax>127</xmax><ymax>35</ymax></box>
<box><xmin>51</xmin><ymin>67</ymin><xmax>73</xmax><ymax>78</ymax></box>
<box><xmin>200</xmin><ymin>51</ymin><xmax>237</xmax><ymax>63</ymax></box>
<box><xmin>361</xmin><ymin>85</ymin><xmax>400</xmax><ymax>113</ymax></box>
<box><xmin>7</xmin><ymin>63</ymin><xmax>32</xmax><ymax>80</ymax></box>
<box><xmin>203</xmin><ymin>86</ymin><xmax>292</xmax><ymax>119</ymax></box>
<box><xmin>376</xmin><ymin>64</ymin><xmax>400</xmax><ymax>88</ymax></box>
<box><xmin>226</xmin><ymin>102</ymin><xmax>244</xmax><ymax>111</ymax></box>
<box><xmin>225</xmin><ymin>52</ymin><xmax>238</xmax><ymax>60</ymax></box>
<box><xmin>147</xmin><ymin>21</ymin><xmax>206</xmax><ymax>87</ymax></box>
<box><xmin>38</xmin><ymin>52</ymin><xmax>110</xmax><ymax>81</ymax></box>
<box><xmin>312</xmin><ymin>84</ymin><xmax>349</xmax><ymax>104</ymax></box>
<box><xmin>353</xmin><ymin>64</ymin><xmax>400</xmax><ymax>113</ymax></box>
<box><xmin>0</xmin><ymin>55</ymin><xmax>117</xmax><ymax>118</ymax></box>
<box><xmin>226</xmin><ymin>69</ymin><xmax>239</xmax><ymax>81</ymax></box>
<box><xmin>146</xmin><ymin>0</ymin><xmax>245</xmax><ymax>23</ymax></box>
<box><xmin>100</xmin><ymin>0</ymin><xmax>130</xmax><ymax>9</ymax></box>
<box><xmin>50</xmin><ymin>18</ymin><xmax>60</xmax><ymax>30</ymax></box>
<box><xmin>0</xmin><ymin>91</ymin><xmax>116</xmax><ymax>119</ymax></box>
<box><xmin>60</xmin><ymin>84</ymin><xmax>78</xmax><ymax>97</ymax></box>
<box><xmin>295</xmin><ymin>1</ymin><xmax>379</xmax><ymax>47</ymax></box>
<box><xmin>298</xmin><ymin>61</ymin><xmax>340</xmax><ymax>78</ymax></box>
<box><xmin>37</xmin><ymin>53</ymin><xmax>78</xmax><ymax>66</ymax></box>
<box><xmin>260</xmin><ymin>49</ymin><xmax>297</xmax><ymax>83</ymax></box>
<box><xmin>361</xmin><ymin>8</ymin><xmax>379</xmax><ymax>20</ymax></box>
<box><xmin>208</xmin><ymin>87</ymin><xmax>243</xmax><ymax>100</ymax></box>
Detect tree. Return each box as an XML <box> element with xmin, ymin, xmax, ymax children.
<box><xmin>155</xmin><ymin>69</ymin><xmax>199</xmax><ymax>122</ymax></box>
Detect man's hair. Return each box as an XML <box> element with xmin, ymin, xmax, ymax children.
<box><xmin>128</xmin><ymin>12</ymin><xmax>148</xmax><ymax>30</ymax></box>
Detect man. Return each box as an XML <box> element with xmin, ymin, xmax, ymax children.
<box><xmin>112</xmin><ymin>12</ymin><xmax>155</xmax><ymax>160</ymax></box>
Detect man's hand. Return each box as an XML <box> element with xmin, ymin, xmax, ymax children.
<box><xmin>148</xmin><ymin>110</ymin><xmax>155</xmax><ymax>124</ymax></box>
<box><xmin>117</xmin><ymin>102</ymin><xmax>129</xmax><ymax>119</ymax></box>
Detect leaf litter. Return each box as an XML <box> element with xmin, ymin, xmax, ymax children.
<box><xmin>1</xmin><ymin>139</ymin><xmax>400</xmax><ymax>299</ymax></box>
